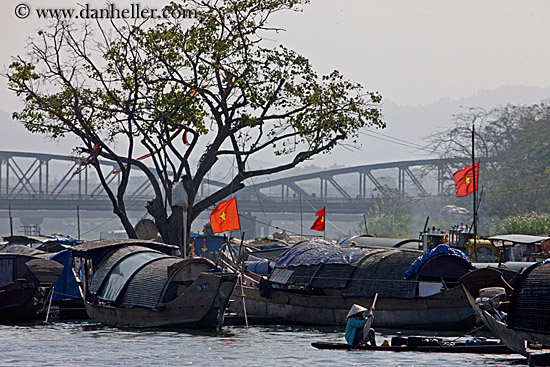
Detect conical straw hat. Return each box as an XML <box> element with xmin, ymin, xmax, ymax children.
<box><xmin>347</xmin><ymin>304</ymin><xmax>368</xmax><ymax>318</ymax></box>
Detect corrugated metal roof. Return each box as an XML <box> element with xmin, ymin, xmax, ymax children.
<box><xmin>487</xmin><ymin>234</ymin><xmax>550</xmax><ymax>244</ymax></box>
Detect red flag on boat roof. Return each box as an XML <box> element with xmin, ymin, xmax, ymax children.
<box><xmin>310</xmin><ymin>207</ymin><xmax>326</xmax><ymax>232</ymax></box>
<box><xmin>453</xmin><ymin>163</ymin><xmax>479</xmax><ymax>197</ymax></box>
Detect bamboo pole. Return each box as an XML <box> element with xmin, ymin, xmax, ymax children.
<box><xmin>77</xmin><ymin>205</ymin><xmax>81</xmax><ymax>240</ymax></box>
<box><xmin>472</xmin><ymin>124</ymin><xmax>478</xmax><ymax>262</ymax></box>
<box><xmin>237</xmin><ymin>232</ymin><xmax>248</xmax><ymax>330</ymax></box>
<box><xmin>45</xmin><ymin>288</ymin><xmax>54</xmax><ymax>322</ymax></box>
<box><xmin>9</xmin><ymin>205</ymin><xmax>13</xmax><ymax>237</ymax></box>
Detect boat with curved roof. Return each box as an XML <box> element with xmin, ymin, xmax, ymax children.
<box><xmin>229</xmin><ymin>239</ymin><xmax>476</xmax><ymax>330</ymax></box>
<box><xmin>461</xmin><ymin>262</ymin><xmax>550</xmax><ymax>357</ymax></box>
<box><xmin>70</xmin><ymin>239</ymin><xmax>237</xmax><ymax>329</ymax></box>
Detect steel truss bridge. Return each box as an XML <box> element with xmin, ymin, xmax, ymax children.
<box><xmin>0</xmin><ymin>151</ymin><xmax>468</xmax><ymax>236</ymax></box>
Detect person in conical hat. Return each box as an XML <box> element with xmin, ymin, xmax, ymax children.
<box><xmin>346</xmin><ymin>304</ymin><xmax>368</xmax><ymax>319</ymax></box>
<box><xmin>345</xmin><ymin>303</ymin><xmax>376</xmax><ymax>346</ymax></box>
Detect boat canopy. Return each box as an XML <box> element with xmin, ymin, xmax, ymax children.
<box><xmin>90</xmin><ymin>245</ymin><xmax>218</xmax><ymax>308</ymax></box>
<box><xmin>339</xmin><ymin>236</ymin><xmax>421</xmax><ymax>249</ymax></box>
<box><xmin>270</xmin><ymin>240</ymin><xmax>474</xmax><ymax>299</ymax></box>
<box><xmin>97</xmin><ymin>251</ymin><xmax>166</xmax><ymax>302</ymax></box>
<box><xmin>276</xmin><ymin>239</ymin><xmax>368</xmax><ymax>267</ymax></box>
<box><xmin>507</xmin><ymin>262</ymin><xmax>550</xmax><ymax>335</ymax></box>
<box><xmin>402</xmin><ymin>245</ymin><xmax>473</xmax><ymax>279</ymax></box>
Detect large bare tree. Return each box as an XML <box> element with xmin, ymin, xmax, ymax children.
<box><xmin>7</xmin><ymin>0</ymin><xmax>385</xmax><ymax>251</ymax></box>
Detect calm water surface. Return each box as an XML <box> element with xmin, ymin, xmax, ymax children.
<box><xmin>0</xmin><ymin>322</ymin><xmax>526</xmax><ymax>366</ymax></box>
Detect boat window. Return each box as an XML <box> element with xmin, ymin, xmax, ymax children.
<box><xmin>170</xmin><ymin>261</ymin><xmax>213</xmax><ymax>283</ymax></box>
<box><xmin>418</xmin><ymin>281</ymin><xmax>443</xmax><ymax>297</ymax></box>
<box><xmin>97</xmin><ymin>251</ymin><xmax>165</xmax><ymax>302</ymax></box>
<box><xmin>0</xmin><ymin>258</ymin><xmax>14</xmax><ymax>287</ymax></box>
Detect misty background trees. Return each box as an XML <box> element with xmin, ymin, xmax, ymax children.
<box><xmin>426</xmin><ymin>103</ymin><xmax>550</xmax><ymax>235</ymax></box>
<box><xmin>357</xmin><ymin>102</ymin><xmax>550</xmax><ymax>239</ymax></box>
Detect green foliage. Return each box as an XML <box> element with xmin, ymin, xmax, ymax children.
<box><xmin>485</xmin><ymin>109</ymin><xmax>550</xmax><ymax>216</ymax></box>
<box><xmin>493</xmin><ymin>212</ymin><xmax>550</xmax><ymax>236</ymax></box>
<box><xmin>358</xmin><ymin>194</ymin><xmax>416</xmax><ymax>238</ymax></box>
<box><xmin>357</xmin><ymin>195</ymin><xmax>461</xmax><ymax>239</ymax></box>
<box><xmin>366</xmin><ymin>212</ymin><xmax>414</xmax><ymax>238</ymax></box>
<box><xmin>430</xmin><ymin>104</ymin><xmax>550</xmax><ymax>220</ymax></box>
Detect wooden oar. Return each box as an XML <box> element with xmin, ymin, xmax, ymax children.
<box><xmin>362</xmin><ymin>293</ymin><xmax>378</xmax><ymax>342</ymax></box>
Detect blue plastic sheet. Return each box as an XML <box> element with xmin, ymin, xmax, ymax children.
<box><xmin>247</xmin><ymin>260</ymin><xmax>270</xmax><ymax>275</ymax></box>
<box><xmin>50</xmin><ymin>250</ymin><xmax>82</xmax><ymax>301</ymax></box>
<box><xmin>402</xmin><ymin>244</ymin><xmax>473</xmax><ymax>279</ymax></box>
<box><xmin>276</xmin><ymin>240</ymin><xmax>367</xmax><ymax>267</ymax></box>
<box><xmin>49</xmin><ymin>234</ymin><xmax>79</xmax><ymax>245</ymax></box>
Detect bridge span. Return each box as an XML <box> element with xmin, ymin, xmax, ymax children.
<box><xmin>0</xmin><ymin>151</ymin><xmax>467</xmax><ymax>237</ymax></box>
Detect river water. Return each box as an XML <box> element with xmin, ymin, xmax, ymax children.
<box><xmin>0</xmin><ymin>322</ymin><xmax>525</xmax><ymax>366</ymax></box>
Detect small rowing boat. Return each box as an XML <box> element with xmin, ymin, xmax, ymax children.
<box><xmin>311</xmin><ymin>338</ymin><xmax>515</xmax><ymax>354</ymax></box>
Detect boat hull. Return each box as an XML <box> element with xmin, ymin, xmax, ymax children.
<box><xmin>463</xmin><ymin>284</ymin><xmax>550</xmax><ymax>356</ymax></box>
<box><xmin>311</xmin><ymin>341</ymin><xmax>515</xmax><ymax>354</ymax></box>
<box><xmin>0</xmin><ymin>281</ymin><xmax>52</xmax><ymax>322</ymax></box>
<box><xmin>229</xmin><ymin>285</ymin><xmax>475</xmax><ymax>330</ymax></box>
<box><xmin>85</xmin><ymin>272</ymin><xmax>237</xmax><ymax>328</ymax></box>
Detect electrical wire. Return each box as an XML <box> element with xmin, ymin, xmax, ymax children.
<box><xmin>359</xmin><ymin>130</ymin><xmax>436</xmax><ymax>154</ymax></box>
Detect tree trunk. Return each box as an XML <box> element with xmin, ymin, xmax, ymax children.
<box><xmin>147</xmin><ymin>197</ymin><xmax>185</xmax><ymax>254</ymax></box>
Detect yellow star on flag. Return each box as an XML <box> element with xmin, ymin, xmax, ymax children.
<box><xmin>465</xmin><ymin>177</ymin><xmax>471</xmax><ymax>184</ymax></box>
<box><xmin>220</xmin><ymin>212</ymin><xmax>227</xmax><ymax>221</ymax></box>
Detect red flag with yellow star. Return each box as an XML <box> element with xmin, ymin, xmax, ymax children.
<box><xmin>453</xmin><ymin>163</ymin><xmax>479</xmax><ymax>197</ymax></box>
<box><xmin>310</xmin><ymin>207</ymin><xmax>326</xmax><ymax>231</ymax></box>
<box><xmin>210</xmin><ymin>197</ymin><xmax>240</xmax><ymax>233</ymax></box>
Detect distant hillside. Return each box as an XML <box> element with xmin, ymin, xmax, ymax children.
<box><xmin>2</xmin><ymin>85</ymin><xmax>549</xmax><ymax>171</ymax></box>
<box><xmin>301</xmin><ymin>85</ymin><xmax>550</xmax><ymax>168</ymax></box>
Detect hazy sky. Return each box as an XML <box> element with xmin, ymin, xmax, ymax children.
<box><xmin>1</xmin><ymin>0</ymin><xmax>550</xmax><ymax>163</ymax></box>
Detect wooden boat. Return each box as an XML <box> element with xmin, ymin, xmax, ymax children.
<box><xmin>0</xmin><ymin>252</ymin><xmax>63</xmax><ymax>322</ymax></box>
<box><xmin>229</xmin><ymin>239</ymin><xmax>477</xmax><ymax>330</ymax></box>
<box><xmin>1</xmin><ymin>242</ymin><xmax>88</xmax><ymax>320</ymax></box>
<box><xmin>311</xmin><ymin>340</ymin><xmax>514</xmax><ymax>354</ymax></box>
<box><xmin>461</xmin><ymin>264</ymin><xmax>550</xmax><ymax>356</ymax></box>
<box><xmin>70</xmin><ymin>239</ymin><xmax>238</xmax><ymax>329</ymax></box>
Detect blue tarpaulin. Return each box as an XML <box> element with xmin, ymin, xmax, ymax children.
<box><xmin>276</xmin><ymin>240</ymin><xmax>368</xmax><ymax>267</ymax></box>
<box><xmin>247</xmin><ymin>260</ymin><xmax>270</xmax><ymax>275</ymax></box>
<box><xmin>49</xmin><ymin>234</ymin><xmax>79</xmax><ymax>245</ymax></box>
<box><xmin>402</xmin><ymin>244</ymin><xmax>474</xmax><ymax>279</ymax></box>
<box><xmin>50</xmin><ymin>250</ymin><xmax>82</xmax><ymax>302</ymax></box>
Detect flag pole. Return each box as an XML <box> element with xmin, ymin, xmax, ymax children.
<box><xmin>472</xmin><ymin>123</ymin><xmax>478</xmax><ymax>262</ymax></box>
<box><xmin>9</xmin><ymin>205</ymin><xmax>13</xmax><ymax>237</ymax></box>
<box><xmin>323</xmin><ymin>206</ymin><xmax>326</xmax><ymax>240</ymax></box>
<box><xmin>300</xmin><ymin>194</ymin><xmax>303</xmax><ymax>236</ymax></box>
